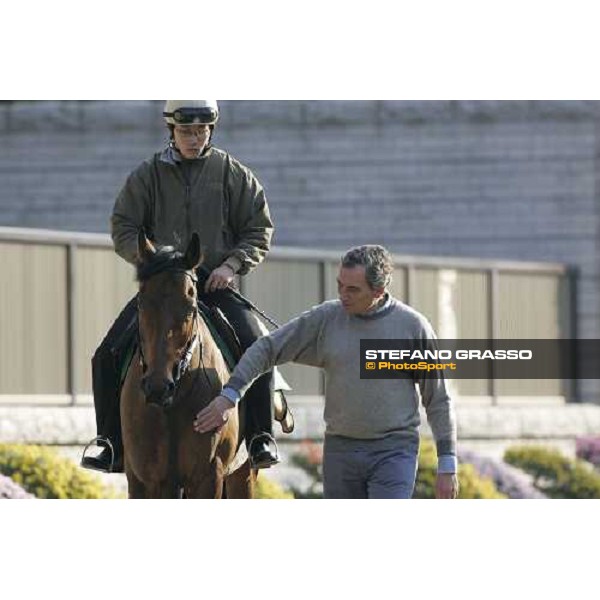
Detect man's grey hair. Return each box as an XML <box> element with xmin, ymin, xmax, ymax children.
<box><xmin>341</xmin><ymin>245</ymin><xmax>394</xmax><ymax>290</ymax></box>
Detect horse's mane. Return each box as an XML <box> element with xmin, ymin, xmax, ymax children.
<box><xmin>136</xmin><ymin>246</ymin><xmax>190</xmax><ymax>282</ymax></box>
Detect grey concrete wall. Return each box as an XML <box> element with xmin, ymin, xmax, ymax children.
<box><xmin>1</xmin><ymin>100</ymin><xmax>599</xmax><ymax>401</ymax></box>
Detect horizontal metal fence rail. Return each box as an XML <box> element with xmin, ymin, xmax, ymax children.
<box><xmin>0</xmin><ymin>226</ymin><xmax>570</xmax><ymax>273</ymax></box>
<box><xmin>0</xmin><ymin>226</ymin><xmax>573</xmax><ymax>406</ymax></box>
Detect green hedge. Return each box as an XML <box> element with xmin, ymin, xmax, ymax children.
<box><xmin>0</xmin><ymin>444</ymin><xmax>119</xmax><ymax>499</ymax></box>
<box><xmin>504</xmin><ymin>445</ymin><xmax>600</xmax><ymax>499</ymax></box>
<box><xmin>413</xmin><ymin>439</ymin><xmax>505</xmax><ymax>499</ymax></box>
<box><xmin>0</xmin><ymin>444</ymin><xmax>295</xmax><ymax>499</ymax></box>
<box><xmin>255</xmin><ymin>473</ymin><xmax>294</xmax><ymax>499</ymax></box>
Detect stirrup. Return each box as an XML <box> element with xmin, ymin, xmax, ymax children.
<box><xmin>80</xmin><ymin>436</ymin><xmax>115</xmax><ymax>472</ymax></box>
<box><xmin>248</xmin><ymin>433</ymin><xmax>280</xmax><ymax>469</ymax></box>
<box><xmin>274</xmin><ymin>391</ymin><xmax>295</xmax><ymax>434</ymax></box>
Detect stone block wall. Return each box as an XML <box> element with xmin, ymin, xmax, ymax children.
<box><xmin>1</xmin><ymin>100</ymin><xmax>598</xmax><ymax>401</ymax></box>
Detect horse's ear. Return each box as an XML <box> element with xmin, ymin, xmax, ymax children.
<box><xmin>137</xmin><ymin>229</ymin><xmax>156</xmax><ymax>263</ymax></box>
<box><xmin>185</xmin><ymin>232</ymin><xmax>203</xmax><ymax>270</ymax></box>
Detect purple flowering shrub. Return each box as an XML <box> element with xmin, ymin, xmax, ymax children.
<box><xmin>0</xmin><ymin>473</ymin><xmax>35</xmax><ymax>499</ymax></box>
<box><xmin>576</xmin><ymin>437</ymin><xmax>600</xmax><ymax>469</ymax></box>
<box><xmin>504</xmin><ymin>445</ymin><xmax>600</xmax><ymax>498</ymax></box>
<box><xmin>459</xmin><ymin>449</ymin><xmax>546</xmax><ymax>499</ymax></box>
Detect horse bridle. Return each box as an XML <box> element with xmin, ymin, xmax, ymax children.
<box><xmin>137</xmin><ymin>269</ymin><xmax>202</xmax><ymax>392</ymax></box>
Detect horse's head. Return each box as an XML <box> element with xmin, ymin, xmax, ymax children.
<box><xmin>135</xmin><ymin>230</ymin><xmax>202</xmax><ymax>409</ymax></box>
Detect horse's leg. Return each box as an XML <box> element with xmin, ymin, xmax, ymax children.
<box><xmin>153</xmin><ymin>481</ymin><xmax>181</xmax><ymax>499</ymax></box>
<box><xmin>126</xmin><ymin>458</ymin><xmax>178</xmax><ymax>498</ymax></box>
<box><xmin>224</xmin><ymin>460</ymin><xmax>256</xmax><ymax>499</ymax></box>
<box><xmin>184</xmin><ymin>459</ymin><xmax>226</xmax><ymax>499</ymax></box>
<box><xmin>125</xmin><ymin>466</ymin><xmax>147</xmax><ymax>499</ymax></box>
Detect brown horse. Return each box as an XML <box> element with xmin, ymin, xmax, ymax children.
<box><xmin>120</xmin><ymin>230</ymin><xmax>255</xmax><ymax>498</ymax></box>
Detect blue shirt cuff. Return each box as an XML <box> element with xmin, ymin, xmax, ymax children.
<box><xmin>221</xmin><ymin>386</ymin><xmax>241</xmax><ymax>405</ymax></box>
<box><xmin>437</xmin><ymin>455</ymin><xmax>457</xmax><ymax>474</ymax></box>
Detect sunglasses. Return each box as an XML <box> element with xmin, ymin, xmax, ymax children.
<box><xmin>163</xmin><ymin>107</ymin><xmax>218</xmax><ymax>125</ymax></box>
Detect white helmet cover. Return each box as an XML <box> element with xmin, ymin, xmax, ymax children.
<box><xmin>163</xmin><ymin>100</ymin><xmax>219</xmax><ymax>126</ymax></box>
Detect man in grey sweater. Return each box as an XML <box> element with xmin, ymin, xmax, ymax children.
<box><xmin>194</xmin><ymin>245</ymin><xmax>459</xmax><ymax>499</ymax></box>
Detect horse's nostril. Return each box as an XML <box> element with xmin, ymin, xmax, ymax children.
<box><xmin>162</xmin><ymin>380</ymin><xmax>175</xmax><ymax>402</ymax></box>
<box><xmin>161</xmin><ymin>380</ymin><xmax>176</xmax><ymax>410</ymax></box>
<box><xmin>141</xmin><ymin>376</ymin><xmax>175</xmax><ymax>406</ymax></box>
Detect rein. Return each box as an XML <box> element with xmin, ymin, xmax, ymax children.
<box><xmin>196</xmin><ymin>264</ymin><xmax>281</xmax><ymax>329</ymax></box>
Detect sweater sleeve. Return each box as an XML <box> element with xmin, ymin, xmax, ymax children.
<box><xmin>413</xmin><ymin>318</ymin><xmax>458</xmax><ymax>462</ymax></box>
<box><xmin>226</xmin><ymin>303</ymin><xmax>332</xmax><ymax>398</ymax></box>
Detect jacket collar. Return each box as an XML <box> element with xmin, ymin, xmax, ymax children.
<box><xmin>159</xmin><ymin>144</ymin><xmax>213</xmax><ymax>166</ymax></box>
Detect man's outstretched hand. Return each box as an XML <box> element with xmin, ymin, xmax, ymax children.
<box><xmin>193</xmin><ymin>395</ymin><xmax>236</xmax><ymax>433</ymax></box>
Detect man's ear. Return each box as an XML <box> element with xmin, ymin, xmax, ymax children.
<box><xmin>373</xmin><ymin>286</ymin><xmax>386</xmax><ymax>300</ymax></box>
<box><xmin>185</xmin><ymin>232</ymin><xmax>203</xmax><ymax>270</ymax></box>
<box><xmin>137</xmin><ymin>229</ymin><xmax>156</xmax><ymax>263</ymax></box>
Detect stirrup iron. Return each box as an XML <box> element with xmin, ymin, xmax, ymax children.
<box><xmin>80</xmin><ymin>436</ymin><xmax>116</xmax><ymax>472</ymax></box>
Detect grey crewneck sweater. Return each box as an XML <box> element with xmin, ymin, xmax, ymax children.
<box><xmin>225</xmin><ymin>297</ymin><xmax>457</xmax><ymax>469</ymax></box>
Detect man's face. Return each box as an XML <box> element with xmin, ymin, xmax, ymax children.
<box><xmin>173</xmin><ymin>124</ymin><xmax>210</xmax><ymax>159</ymax></box>
<box><xmin>337</xmin><ymin>265</ymin><xmax>385</xmax><ymax>315</ymax></box>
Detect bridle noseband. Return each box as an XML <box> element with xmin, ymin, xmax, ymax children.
<box><xmin>137</xmin><ymin>268</ymin><xmax>201</xmax><ymax>395</ymax></box>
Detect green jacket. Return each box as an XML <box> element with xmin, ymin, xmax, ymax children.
<box><xmin>111</xmin><ymin>146</ymin><xmax>273</xmax><ymax>275</ymax></box>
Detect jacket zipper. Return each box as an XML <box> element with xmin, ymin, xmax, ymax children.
<box><xmin>180</xmin><ymin>164</ymin><xmax>192</xmax><ymax>244</ymax></box>
<box><xmin>185</xmin><ymin>183</ymin><xmax>191</xmax><ymax>242</ymax></box>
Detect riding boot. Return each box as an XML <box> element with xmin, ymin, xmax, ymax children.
<box><xmin>81</xmin><ymin>343</ymin><xmax>125</xmax><ymax>473</ymax></box>
<box><xmin>81</xmin><ymin>440</ymin><xmax>124</xmax><ymax>473</ymax></box>
<box><xmin>244</xmin><ymin>372</ymin><xmax>279</xmax><ymax>469</ymax></box>
<box><xmin>248</xmin><ymin>433</ymin><xmax>280</xmax><ymax>469</ymax></box>
<box><xmin>81</xmin><ymin>296</ymin><xmax>136</xmax><ymax>474</ymax></box>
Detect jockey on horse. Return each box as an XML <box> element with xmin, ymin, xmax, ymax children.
<box><xmin>82</xmin><ymin>100</ymin><xmax>284</xmax><ymax>473</ymax></box>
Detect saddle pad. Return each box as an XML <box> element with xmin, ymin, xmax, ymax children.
<box><xmin>197</xmin><ymin>307</ymin><xmax>238</xmax><ymax>372</ymax></box>
<box><xmin>118</xmin><ymin>338</ymin><xmax>137</xmax><ymax>391</ymax></box>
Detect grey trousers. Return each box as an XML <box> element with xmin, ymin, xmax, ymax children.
<box><xmin>323</xmin><ymin>435</ymin><xmax>419</xmax><ymax>499</ymax></box>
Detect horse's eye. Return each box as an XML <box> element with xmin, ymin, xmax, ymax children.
<box><xmin>179</xmin><ymin>306</ymin><xmax>194</xmax><ymax>320</ymax></box>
